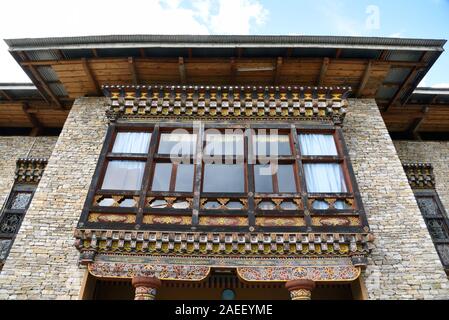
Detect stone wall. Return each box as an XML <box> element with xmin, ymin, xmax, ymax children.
<box><xmin>394</xmin><ymin>140</ymin><xmax>449</xmax><ymax>213</ymax></box>
<box><xmin>0</xmin><ymin>136</ymin><xmax>57</xmax><ymax>211</ymax></box>
<box><xmin>343</xmin><ymin>98</ymin><xmax>449</xmax><ymax>299</ymax></box>
<box><xmin>0</xmin><ymin>98</ymin><xmax>107</xmax><ymax>299</ymax></box>
<box><xmin>1</xmin><ymin>97</ymin><xmax>448</xmax><ymax>299</ymax></box>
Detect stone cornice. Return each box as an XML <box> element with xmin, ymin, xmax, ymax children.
<box><xmin>403</xmin><ymin>163</ymin><xmax>435</xmax><ymax>189</ymax></box>
<box><xmin>102</xmin><ymin>85</ymin><xmax>351</xmax><ymax>125</ymax></box>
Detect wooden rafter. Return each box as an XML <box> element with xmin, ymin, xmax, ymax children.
<box><xmin>178</xmin><ymin>57</ymin><xmax>186</xmax><ymax>85</ymax></box>
<box><xmin>92</xmin><ymin>49</ymin><xmax>99</xmax><ymax>58</ymax></box>
<box><xmin>128</xmin><ymin>57</ymin><xmax>139</xmax><ymax>85</ymax></box>
<box><xmin>273</xmin><ymin>57</ymin><xmax>283</xmax><ymax>85</ymax></box>
<box><xmin>0</xmin><ymin>90</ymin><xmax>13</xmax><ymax>101</ymax></box>
<box><xmin>386</xmin><ymin>52</ymin><xmax>432</xmax><ymax>111</ymax></box>
<box><xmin>317</xmin><ymin>57</ymin><xmax>330</xmax><ymax>86</ymax></box>
<box><xmin>27</xmin><ymin>64</ymin><xmax>63</xmax><ymax>109</ymax></box>
<box><xmin>335</xmin><ymin>49</ymin><xmax>342</xmax><ymax>58</ymax></box>
<box><xmin>22</xmin><ymin>102</ymin><xmax>42</xmax><ymax>136</ymax></box>
<box><xmin>407</xmin><ymin>106</ymin><xmax>429</xmax><ymax>140</ymax></box>
<box><xmin>230</xmin><ymin>57</ymin><xmax>237</xmax><ymax>84</ymax></box>
<box><xmin>356</xmin><ymin>60</ymin><xmax>373</xmax><ymax>97</ymax></box>
<box><xmin>139</xmin><ymin>48</ymin><xmax>146</xmax><ymax>58</ymax></box>
<box><xmin>81</xmin><ymin>58</ymin><xmax>101</xmax><ymax>96</ymax></box>
<box><xmin>285</xmin><ymin>48</ymin><xmax>293</xmax><ymax>59</ymax></box>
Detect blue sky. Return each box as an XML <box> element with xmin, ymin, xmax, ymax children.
<box><xmin>0</xmin><ymin>0</ymin><xmax>448</xmax><ymax>86</ymax></box>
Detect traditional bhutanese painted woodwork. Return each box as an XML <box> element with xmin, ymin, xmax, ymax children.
<box><xmin>103</xmin><ymin>85</ymin><xmax>351</xmax><ymax>125</ymax></box>
<box><xmin>74</xmin><ymin>84</ymin><xmax>373</xmax><ymax>283</ymax></box>
<box><xmin>403</xmin><ymin>163</ymin><xmax>449</xmax><ymax>273</ymax></box>
<box><xmin>0</xmin><ymin>158</ymin><xmax>48</xmax><ymax>268</ymax></box>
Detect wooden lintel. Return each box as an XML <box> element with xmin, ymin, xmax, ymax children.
<box><xmin>356</xmin><ymin>60</ymin><xmax>373</xmax><ymax>97</ymax></box>
<box><xmin>273</xmin><ymin>57</ymin><xmax>283</xmax><ymax>85</ymax></box>
<box><xmin>317</xmin><ymin>57</ymin><xmax>330</xmax><ymax>86</ymax></box>
<box><xmin>178</xmin><ymin>57</ymin><xmax>186</xmax><ymax>85</ymax></box>
<box><xmin>27</xmin><ymin>64</ymin><xmax>63</xmax><ymax>109</ymax></box>
<box><xmin>128</xmin><ymin>57</ymin><xmax>139</xmax><ymax>85</ymax></box>
<box><xmin>0</xmin><ymin>89</ymin><xmax>13</xmax><ymax>101</ymax></box>
<box><xmin>82</xmin><ymin>58</ymin><xmax>102</xmax><ymax>96</ymax></box>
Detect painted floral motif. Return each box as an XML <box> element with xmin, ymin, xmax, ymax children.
<box><xmin>237</xmin><ymin>266</ymin><xmax>360</xmax><ymax>282</ymax></box>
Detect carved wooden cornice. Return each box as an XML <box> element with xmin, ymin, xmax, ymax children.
<box><xmin>14</xmin><ymin>158</ymin><xmax>48</xmax><ymax>184</ymax></box>
<box><xmin>102</xmin><ymin>85</ymin><xmax>351</xmax><ymax>124</ymax></box>
<box><xmin>403</xmin><ymin>163</ymin><xmax>435</xmax><ymax>189</ymax></box>
<box><xmin>74</xmin><ymin>228</ymin><xmax>374</xmax><ymax>265</ymax></box>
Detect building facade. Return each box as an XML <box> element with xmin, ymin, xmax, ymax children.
<box><xmin>0</xmin><ymin>35</ymin><xmax>448</xmax><ymax>299</ymax></box>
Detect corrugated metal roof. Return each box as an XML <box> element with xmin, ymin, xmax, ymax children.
<box><xmin>5</xmin><ymin>34</ymin><xmax>446</xmax><ymax>51</ymax></box>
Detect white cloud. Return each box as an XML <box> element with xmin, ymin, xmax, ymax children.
<box><xmin>0</xmin><ymin>0</ymin><xmax>269</xmax><ymax>82</ymax></box>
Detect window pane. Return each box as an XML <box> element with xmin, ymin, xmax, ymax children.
<box><xmin>299</xmin><ymin>134</ymin><xmax>337</xmax><ymax>156</ymax></box>
<box><xmin>204</xmin><ymin>132</ymin><xmax>244</xmax><ymax>156</ymax></box>
<box><xmin>304</xmin><ymin>163</ymin><xmax>347</xmax><ymax>193</ymax></box>
<box><xmin>175</xmin><ymin>164</ymin><xmax>194</xmax><ymax>192</ymax></box>
<box><xmin>151</xmin><ymin>163</ymin><xmax>172</xmax><ymax>191</ymax></box>
<box><xmin>277</xmin><ymin>164</ymin><xmax>297</xmax><ymax>193</ymax></box>
<box><xmin>254</xmin><ymin>134</ymin><xmax>291</xmax><ymax>156</ymax></box>
<box><xmin>158</xmin><ymin>133</ymin><xmax>196</xmax><ymax>155</ymax></box>
<box><xmin>254</xmin><ymin>165</ymin><xmax>274</xmax><ymax>193</ymax></box>
<box><xmin>101</xmin><ymin>161</ymin><xmax>145</xmax><ymax>190</ymax></box>
<box><xmin>203</xmin><ymin>164</ymin><xmax>244</xmax><ymax>193</ymax></box>
<box><xmin>112</xmin><ymin>132</ymin><xmax>151</xmax><ymax>154</ymax></box>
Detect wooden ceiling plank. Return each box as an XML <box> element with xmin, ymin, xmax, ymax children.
<box><xmin>81</xmin><ymin>58</ymin><xmax>102</xmax><ymax>96</ymax></box>
<box><xmin>317</xmin><ymin>57</ymin><xmax>330</xmax><ymax>86</ymax></box>
<box><xmin>356</xmin><ymin>60</ymin><xmax>373</xmax><ymax>97</ymax></box>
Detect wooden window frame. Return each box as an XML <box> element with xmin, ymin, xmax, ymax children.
<box><xmin>78</xmin><ymin>122</ymin><xmax>368</xmax><ymax>233</ymax></box>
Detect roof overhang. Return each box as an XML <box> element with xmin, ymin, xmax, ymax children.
<box><xmin>2</xmin><ymin>34</ymin><xmax>448</xmax><ymax>138</ymax></box>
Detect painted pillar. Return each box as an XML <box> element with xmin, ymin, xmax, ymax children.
<box><xmin>131</xmin><ymin>276</ymin><xmax>161</xmax><ymax>300</ymax></box>
<box><xmin>285</xmin><ymin>279</ymin><xmax>316</xmax><ymax>300</ymax></box>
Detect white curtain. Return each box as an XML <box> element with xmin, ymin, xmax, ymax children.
<box><xmin>101</xmin><ymin>161</ymin><xmax>145</xmax><ymax>190</ymax></box>
<box><xmin>204</xmin><ymin>133</ymin><xmax>244</xmax><ymax>156</ymax></box>
<box><xmin>304</xmin><ymin>163</ymin><xmax>347</xmax><ymax>193</ymax></box>
<box><xmin>112</xmin><ymin>132</ymin><xmax>151</xmax><ymax>154</ymax></box>
<box><xmin>253</xmin><ymin>134</ymin><xmax>291</xmax><ymax>156</ymax></box>
<box><xmin>299</xmin><ymin>134</ymin><xmax>337</xmax><ymax>156</ymax></box>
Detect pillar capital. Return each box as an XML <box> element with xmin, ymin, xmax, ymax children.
<box><xmin>132</xmin><ymin>276</ymin><xmax>161</xmax><ymax>300</ymax></box>
<box><xmin>285</xmin><ymin>279</ymin><xmax>316</xmax><ymax>300</ymax></box>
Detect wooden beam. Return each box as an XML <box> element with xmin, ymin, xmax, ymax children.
<box><xmin>273</xmin><ymin>57</ymin><xmax>283</xmax><ymax>85</ymax></box>
<box><xmin>317</xmin><ymin>57</ymin><xmax>330</xmax><ymax>86</ymax></box>
<box><xmin>128</xmin><ymin>57</ymin><xmax>139</xmax><ymax>85</ymax></box>
<box><xmin>285</xmin><ymin>48</ymin><xmax>293</xmax><ymax>59</ymax></box>
<box><xmin>335</xmin><ymin>49</ymin><xmax>342</xmax><ymax>58</ymax></box>
<box><xmin>22</xmin><ymin>102</ymin><xmax>42</xmax><ymax>136</ymax></box>
<box><xmin>188</xmin><ymin>48</ymin><xmax>193</xmax><ymax>59</ymax></box>
<box><xmin>178</xmin><ymin>57</ymin><xmax>186</xmax><ymax>85</ymax></box>
<box><xmin>407</xmin><ymin>106</ymin><xmax>429</xmax><ymax>140</ymax></box>
<box><xmin>386</xmin><ymin>52</ymin><xmax>433</xmax><ymax>111</ymax></box>
<box><xmin>139</xmin><ymin>48</ymin><xmax>146</xmax><ymax>58</ymax></box>
<box><xmin>356</xmin><ymin>60</ymin><xmax>373</xmax><ymax>97</ymax></box>
<box><xmin>379</xmin><ymin>50</ymin><xmax>389</xmax><ymax>60</ymax></box>
<box><xmin>0</xmin><ymin>90</ymin><xmax>13</xmax><ymax>101</ymax></box>
<box><xmin>81</xmin><ymin>58</ymin><xmax>102</xmax><ymax>96</ymax></box>
<box><xmin>27</xmin><ymin>64</ymin><xmax>63</xmax><ymax>109</ymax></box>
<box><xmin>230</xmin><ymin>58</ymin><xmax>237</xmax><ymax>84</ymax></box>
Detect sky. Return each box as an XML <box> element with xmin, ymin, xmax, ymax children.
<box><xmin>0</xmin><ymin>0</ymin><xmax>448</xmax><ymax>87</ymax></box>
